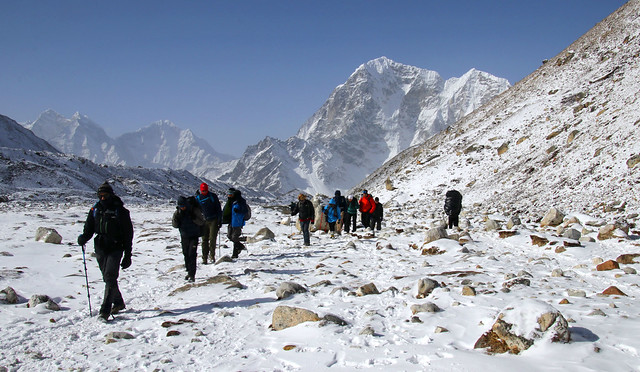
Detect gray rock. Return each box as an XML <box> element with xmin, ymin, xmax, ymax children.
<box><xmin>1</xmin><ymin>286</ymin><xmax>20</xmax><ymax>304</ymax></box>
<box><xmin>424</xmin><ymin>227</ymin><xmax>448</xmax><ymax>244</ymax></box>
<box><xmin>356</xmin><ymin>283</ymin><xmax>380</xmax><ymax>296</ymax></box>
<box><xmin>276</xmin><ymin>282</ymin><xmax>307</xmax><ymax>300</ymax></box>
<box><xmin>272</xmin><ymin>306</ymin><xmax>320</xmax><ymax>331</ymax></box>
<box><xmin>27</xmin><ymin>294</ymin><xmax>60</xmax><ymax>311</ymax></box>
<box><xmin>35</xmin><ymin>227</ymin><xmax>63</xmax><ymax>244</ymax></box>
<box><xmin>106</xmin><ymin>331</ymin><xmax>135</xmax><ymax>339</ymax></box>
<box><xmin>415</xmin><ymin>278</ymin><xmax>439</xmax><ymax>299</ymax></box>
<box><xmin>410</xmin><ymin>302</ymin><xmax>441</xmax><ymax>314</ymax></box>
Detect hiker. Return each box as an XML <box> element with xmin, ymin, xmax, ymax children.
<box><xmin>370</xmin><ymin>197</ymin><xmax>384</xmax><ymax>232</ymax></box>
<box><xmin>359</xmin><ymin>190</ymin><xmax>376</xmax><ymax>229</ymax></box>
<box><xmin>172</xmin><ymin>196</ymin><xmax>205</xmax><ymax>282</ymax></box>
<box><xmin>343</xmin><ymin>195</ymin><xmax>359</xmax><ymax>233</ymax></box>
<box><xmin>291</xmin><ymin>193</ymin><xmax>315</xmax><ymax>246</ymax></box>
<box><xmin>221</xmin><ymin>188</ymin><xmax>236</xmax><ymax>226</ymax></box>
<box><xmin>77</xmin><ymin>181</ymin><xmax>134</xmax><ymax>321</ymax></box>
<box><xmin>333</xmin><ymin>190</ymin><xmax>347</xmax><ymax>235</ymax></box>
<box><xmin>444</xmin><ymin>189</ymin><xmax>463</xmax><ymax>229</ymax></box>
<box><xmin>228</xmin><ymin>189</ymin><xmax>249</xmax><ymax>258</ymax></box>
<box><xmin>323</xmin><ymin>199</ymin><xmax>341</xmax><ymax>238</ymax></box>
<box><xmin>195</xmin><ymin>182</ymin><xmax>221</xmax><ymax>264</ymax></box>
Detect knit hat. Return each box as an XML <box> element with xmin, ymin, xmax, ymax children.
<box><xmin>97</xmin><ymin>181</ymin><xmax>113</xmax><ymax>195</ymax></box>
<box><xmin>200</xmin><ymin>182</ymin><xmax>209</xmax><ymax>193</ymax></box>
<box><xmin>335</xmin><ymin>190</ymin><xmax>341</xmax><ymax>196</ymax></box>
<box><xmin>177</xmin><ymin>196</ymin><xmax>187</xmax><ymax>208</ymax></box>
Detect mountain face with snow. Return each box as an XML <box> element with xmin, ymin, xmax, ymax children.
<box><xmin>24</xmin><ymin>112</ymin><xmax>235</xmax><ymax>178</ymax></box>
<box><xmin>0</xmin><ymin>114</ymin><xmax>60</xmax><ymax>153</ymax></box>
<box><xmin>222</xmin><ymin>57</ymin><xmax>510</xmax><ymax>195</ymax></box>
<box><xmin>356</xmin><ymin>1</ymin><xmax>640</xmax><ymax>216</ymax></box>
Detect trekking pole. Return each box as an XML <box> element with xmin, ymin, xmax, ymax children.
<box><xmin>81</xmin><ymin>244</ymin><xmax>92</xmax><ymax>317</ymax></box>
<box><xmin>218</xmin><ymin>229</ymin><xmax>221</xmax><ymax>258</ymax></box>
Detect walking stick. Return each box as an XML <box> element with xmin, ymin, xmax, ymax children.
<box><xmin>81</xmin><ymin>244</ymin><xmax>92</xmax><ymax>317</ymax></box>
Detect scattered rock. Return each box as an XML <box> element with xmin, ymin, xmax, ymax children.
<box><xmin>498</xmin><ymin>230</ymin><xmax>517</xmax><ymax>239</ymax></box>
<box><xmin>596</xmin><ymin>260</ymin><xmax>619</xmax><ymax>271</ymax></box>
<box><xmin>462</xmin><ymin>285</ymin><xmax>476</xmax><ymax>296</ymax></box>
<box><xmin>424</xmin><ymin>227</ymin><xmax>448</xmax><ymax>244</ymax></box>
<box><xmin>106</xmin><ymin>331</ymin><xmax>135</xmax><ymax>340</ymax></box>
<box><xmin>415</xmin><ymin>278</ymin><xmax>439</xmax><ymax>299</ymax></box>
<box><xmin>531</xmin><ymin>235</ymin><xmax>549</xmax><ymax>247</ymax></box>
<box><xmin>541</xmin><ymin>208</ymin><xmax>565</xmax><ymax>227</ymax></box>
<box><xmin>601</xmin><ymin>286</ymin><xmax>627</xmax><ymax>296</ymax></box>
<box><xmin>1</xmin><ymin>286</ymin><xmax>20</xmax><ymax>304</ymax></box>
<box><xmin>276</xmin><ymin>282</ymin><xmax>308</xmax><ymax>300</ymax></box>
<box><xmin>474</xmin><ymin>299</ymin><xmax>570</xmax><ymax>354</ymax></box>
<box><xmin>35</xmin><ymin>227</ymin><xmax>63</xmax><ymax>244</ymax></box>
<box><xmin>567</xmin><ymin>289</ymin><xmax>586</xmax><ymax>297</ymax></box>
<box><xmin>356</xmin><ymin>283</ymin><xmax>380</xmax><ymax>296</ymax></box>
<box><xmin>246</xmin><ymin>227</ymin><xmax>276</xmax><ymax>243</ymax></box>
<box><xmin>272</xmin><ymin>306</ymin><xmax>321</xmax><ymax>331</ymax></box>
<box><xmin>616</xmin><ymin>254</ymin><xmax>640</xmax><ymax>264</ymax></box>
<box><xmin>410</xmin><ymin>302</ymin><xmax>441</xmax><ymax>314</ymax></box>
<box><xmin>27</xmin><ymin>294</ymin><xmax>60</xmax><ymax>311</ymax></box>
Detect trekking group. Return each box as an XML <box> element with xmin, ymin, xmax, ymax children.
<box><xmin>78</xmin><ymin>180</ymin><xmax>461</xmax><ymax>321</ymax></box>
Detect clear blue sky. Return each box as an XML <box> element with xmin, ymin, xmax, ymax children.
<box><xmin>0</xmin><ymin>1</ymin><xmax>627</xmax><ymax>157</ymax></box>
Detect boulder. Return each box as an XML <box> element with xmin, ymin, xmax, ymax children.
<box><xmin>424</xmin><ymin>227</ymin><xmax>448</xmax><ymax>244</ymax></box>
<box><xmin>276</xmin><ymin>282</ymin><xmax>307</xmax><ymax>300</ymax></box>
<box><xmin>246</xmin><ymin>227</ymin><xmax>276</xmax><ymax>243</ymax></box>
<box><xmin>35</xmin><ymin>227</ymin><xmax>63</xmax><ymax>244</ymax></box>
<box><xmin>27</xmin><ymin>294</ymin><xmax>60</xmax><ymax>311</ymax></box>
<box><xmin>1</xmin><ymin>286</ymin><xmax>20</xmax><ymax>304</ymax></box>
<box><xmin>474</xmin><ymin>299</ymin><xmax>570</xmax><ymax>354</ymax></box>
<box><xmin>541</xmin><ymin>208</ymin><xmax>565</xmax><ymax>227</ymax></box>
<box><xmin>596</xmin><ymin>260</ymin><xmax>619</xmax><ymax>271</ymax></box>
<box><xmin>415</xmin><ymin>278</ymin><xmax>439</xmax><ymax>299</ymax></box>
<box><xmin>272</xmin><ymin>305</ymin><xmax>320</xmax><ymax>331</ymax></box>
<box><xmin>356</xmin><ymin>283</ymin><xmax>380</xmax><ymax>296</ymax></box>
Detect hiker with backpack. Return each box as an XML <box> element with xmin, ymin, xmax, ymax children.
<box><xmin>291</xmin><ymin>193</ymin><xmax>315</xmax><ymax>246</ymax></box>
<box><xmin>77</xmin><ymin>181</ymin><xmax>134</xmax><ymax>321</ymax></box>
<box><xmin>195</xmin><ymin>182</ymin><xmax>222</xmax><ymax>264</ymax></box>
<box><xmin>343</xmin><ymin>195</ymin><xmax>359</xmax><ymax>233</ymax></box>
<box><xmin>359</xmin><ymin>190</ymin><xmax>376</xmax><ymax>229</ymax></box>
<box><xmin>228</xmin><ymin>189</ymin><xmax>249</xmax><ymax>258</ymax></box>
<box><xmin>444</xmin><ymin>189</ymin><xmax>463</xmax><ymax>229</ymax></box>
<box><xmin>333</xmin><ymin>190</ymin><xmax>347</xmax><ymax>235</ymax></box>
<box><xmin>370</xmin><ymin>197</ymin><xmax>384</xmax><ymax>233</ymax></box>
<box><xmin>323</xmin><ymin>199</ymin><xmax>341</xmax><ymax>238</ymax></box>
<box><xmin>172</xmin><ymin>195</ymin><xmax>205</xmax><ymax>282</ymax></box>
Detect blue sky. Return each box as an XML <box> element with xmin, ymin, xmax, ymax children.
<box><xmin>0</xmin><ymin>1</ymin><xmax>627</xmax><ymax>157</ymax></box>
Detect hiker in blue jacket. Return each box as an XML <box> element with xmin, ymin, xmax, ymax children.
<box><xmin>323</xmin><ymin>199</ymin><xmax>341</xmax><ymax>238</ymax></box>
<box><xmin>228</xmin><ymin>189</ymin><xmax>248</xmax><ymax>259</ymax></box>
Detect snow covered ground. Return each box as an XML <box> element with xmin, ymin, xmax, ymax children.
<box><xmin>1</xmin><ymin>200</ymin><xmax>639</xmax><ymax>371</ymax></box>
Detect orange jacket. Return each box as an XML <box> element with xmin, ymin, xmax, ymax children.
<box><xmin>359</xmin><ymin>194</ymin><xmax>376</xmax><ymax>213</ymax></box>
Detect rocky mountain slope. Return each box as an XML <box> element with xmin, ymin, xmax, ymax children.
<box><xmin>356</xmin><ymin>1</ymin><xmax>640</xmax><ymax>218</ymax></box>
<box><xmin>24</xmin><ymin>111</ymin><xmax>235</xmax><ymax>178</ymax></box>
<box><xmin>1</xmin><ymin>114</ymin><xmax>258</xmax><ymax>203</ymax></box>
<box><xmin>221</xmin><ymin>57</ymin><xmax>510</xmax><ymax>195</ymax></box>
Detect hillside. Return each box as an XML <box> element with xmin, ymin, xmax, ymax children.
<box><xmin>356</xmin><ymin>1</ymin><xmax>640</xmax><ymax>218</ymax></box>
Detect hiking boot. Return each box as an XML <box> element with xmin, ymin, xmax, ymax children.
<box><xmin>203</xmin><ymin>258</ymin><xmax>208</xmax><ymax>265</ymax></box>
<box><xmin>111</xmin><ymin>303</ymin><xmax>126</xmax><ymax>314</ymax></box>
<box><xmin>188</xmin><ymin>275</ymin><xmax>195</xmax><ymax>283</ymax></box>
<box><xmin>98</xmin><ymin>312</ymin><xmax>110</xmax><ymax>322</ymax></box>
<box><xmin>185</xmin><ymin>274</ymin><xmax>191</xmax><ymax>280</ymax></box>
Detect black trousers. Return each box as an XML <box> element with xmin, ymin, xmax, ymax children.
<box><xmin>361</xmin><ymin>212</ymin><xmax>371</xmax><ymax>229</ymax></box>
<box><xmin>343</xmin><ymin>213</ymin><xmax>357</xmax><ymax>233</ymax></box>
<box><xmin>95</xmin><ymin>248</ymin><xmax>124</xmax><ymax>317</ymax></box>
<box><xmin>448</xmin><ymin>213</ymin><xmax>460</xmax><ymax>229</ymax></box>
<box><xmin>181</xmin><ymin>236</ymin><xmax>198</xmax><ymax>277</ymax></box>
<box><xmin>227</xmin><ymin>225</ymin><xmax>245</xmax><ymax>258</ymax></box>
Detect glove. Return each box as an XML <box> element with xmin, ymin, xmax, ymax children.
<box><xmin>121</xmin><ymin>252</ymin><xmax>132</xmax><ymax>269</ymax></box>
<box><xmin>77</xmin><ymin>235</ymin><xmax>87</xmax><ymax>246</ymax></box>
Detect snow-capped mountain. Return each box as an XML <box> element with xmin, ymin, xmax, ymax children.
<box><xmin>24</xmin><ymin>110</ymin><xmax>120</xmax><ymax>165</ymax></box>
<box><xmin>356</xmin><ymin>0</ymin><xmax>640</xmax><ymax>216</ymax></box>
<box><xmin>222</xmin><ymin>57</ymin><xmax>510</xmax><ymax>195</ymax></box>
<box><xmin>23</xmin><ymin>112</ymin><xmax>236</xmax><ymax>178</ymax></box>
<box><xmin>0</xmin><ymin>114</ymin><xmax>60</xmax><ymax>153</ymax></box>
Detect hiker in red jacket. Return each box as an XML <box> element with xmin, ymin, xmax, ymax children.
<box><xmin>358</xmin><ymin>190</ymin><xmax>376</xmax><ymax>229</ymax></box>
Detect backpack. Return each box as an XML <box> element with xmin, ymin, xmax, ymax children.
<box><xmin>187</xmin><ymin>196</ymin><xmax>206</xmax><ymax>236</ymax></box>
<box><xmin>243</xmin><ymin>202</ymin><xmax>252</xmax><ymax>221</ymax></box>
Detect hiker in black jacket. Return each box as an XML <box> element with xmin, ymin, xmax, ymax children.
<box><xmin>371</xmin><ymin>197</ymin><xmax>383</xmax><ymax>231</ymax></box>
<box><xmin>291</xmin><ymin>193</ymin><xmax>315</xmax><ymax>246</ymax></box>
<box><xmin>78</xmin><ymin>181</ymin><xmax>134</xmax><ymax>321</ymax></box>
<box><xmin>444</xmin><ymin>189</ymin><xmax>463</xmax><ymax>229</ymax></box>
<box><xmin>172</xmin><ymin>196</ymin><xmax>205</xmax><ymax>282</ymax></box>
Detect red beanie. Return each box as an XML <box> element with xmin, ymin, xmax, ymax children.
<box><xmin>200</xmin><ymin>183</ymin><xmax>208</xmax><ymax>193</ymax></box>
